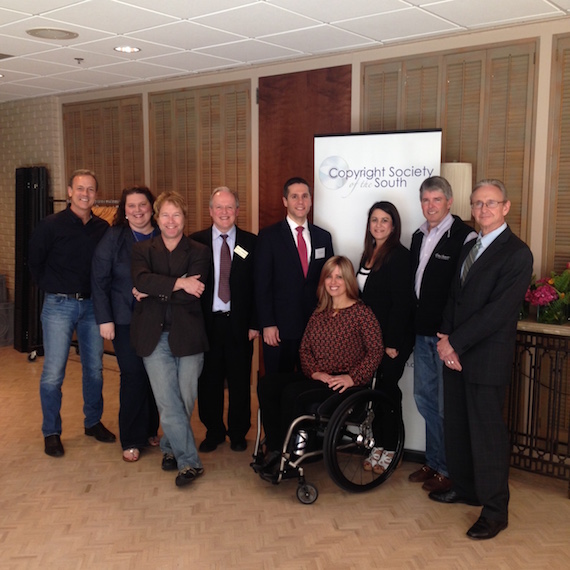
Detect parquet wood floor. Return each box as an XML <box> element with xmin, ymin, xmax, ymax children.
<box><xmin>1</xmin><ymin>346</ymin><xmax>569</xmax><ymax>569</ymax></box>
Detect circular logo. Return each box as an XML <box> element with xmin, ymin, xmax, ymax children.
<box><xmin>319</xmin><ymin>156</ymin><xmax>349</xmax><ymax>190</ymax></box>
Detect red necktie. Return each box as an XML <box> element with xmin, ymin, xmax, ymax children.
<box><xmin>296</xmin><ymin>226</ymin><xmax>308</xmax><ymax>278</ymax></box>
<box><xmin>218</xmin><ymin>234</ymin><xmax>231</xmax><ymax>303</ymax></box>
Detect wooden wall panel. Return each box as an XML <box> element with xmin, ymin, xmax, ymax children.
<box><xmin>258</xmin><ymin>66</ymin><xmax>352</xmax><ymax>228</ymax></box>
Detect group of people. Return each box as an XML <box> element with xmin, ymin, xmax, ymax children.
<box><xmin>29</xmin><ymin>169</ymin><xmax>532</xmax><ymax>540</ymax></box>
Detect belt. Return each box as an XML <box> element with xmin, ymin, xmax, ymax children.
<box><xmin>56</xmin><ymin>293</ymin><xmax>91</xmax><ymax>300</ymax></box>
<box><xmin>213</xmin><ymin>310</ymin><xmax>230</xmax><ymax>317</ymax></box>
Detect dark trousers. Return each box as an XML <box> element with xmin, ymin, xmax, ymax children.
<box><xmin>257</xmin><ymin>373</ymin><xmax>335</xmax><ymax>451</ymax></box>
<box><xmin>376</xmin><ymin>348</ymin><xmax>411</xmax><ymax>450</ymax></box>
<box><xmin>113</xmin><ymin>324</ymin><xmax>159</xmax><ymax>450</ymax></box>
<box><xmin>443</xmin><ymin>368</ymin><xmax>510</xmax><ymax>523</ymax></box>
<box><xmin>198</xmin><ymin>313</ymin><xmax>253</xmax><ymax>442</ymax></box>
<box><xmin>261</xmin><ymin>338</ymin><xmax>301</xmax><ymax>375</ymax></box>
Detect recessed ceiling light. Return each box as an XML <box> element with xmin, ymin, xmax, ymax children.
<box><xmin>114</xmin><ymin>46</ymin><xmax>141</xmax><ymax>54</ymax></box>
<box><xmin>26</xmin><ymin>28</ymin><xmax>78</xmax><ymax>40</ymax></box>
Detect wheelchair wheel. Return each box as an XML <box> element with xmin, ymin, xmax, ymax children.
<box><xmin>296</xmin><ymin>482</ymin><xmax>318</xmax><ymax>504</ymax></box>
<box><xmin>323</xmin><ymin>389</ymin><xmax>405</xmax><ymax>493</ymax></box>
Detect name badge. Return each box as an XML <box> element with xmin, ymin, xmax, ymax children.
<box><xmin>234</xmin><ymin>245</ymin><xmax>249</xmax><ymax>259</ymax></box>
<box><xmin>315</xmin><ymin>247</ymin><xmax>326</xmax><ymax>260</ymax></box>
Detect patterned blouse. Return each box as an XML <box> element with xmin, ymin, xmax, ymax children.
<box><xmin>299</xmin><ymin>301</ymin><xmax>384</xmax><ymax>386</ymax></box>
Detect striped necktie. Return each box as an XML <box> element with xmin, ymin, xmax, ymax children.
<box><xmin>461</xmin><ymin>238</ymin><xmax>482</xmax><ymax>285</ymax></box>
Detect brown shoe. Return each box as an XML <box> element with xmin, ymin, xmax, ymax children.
<box><xmin>422</xmin><ymin>472</ymin><xmax>452</xmax><ymax>492</ymax></box>
<box><xmin>408</xmin><ymin>464</ymin><xmax>436</xmax><ymax>482</ymax></box>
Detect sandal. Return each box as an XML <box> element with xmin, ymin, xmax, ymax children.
<box><xmin>122</xmin><ymin>448</ymin><xmax>140</xmax><ymax>462</ymax></box>
<box><xmin>373</xmin><ymin>450</ymin><xmax>395</xmax><ymax>474</ymax></box>
<box><xmin>363</xmin><ymin>447</ymin><xmax>384</xmax><ymax>471</ymax></box>
<box><xmin>148</xmin><ymin>436</ymin><xmax>160</xmax><ymax>447</ymax></box>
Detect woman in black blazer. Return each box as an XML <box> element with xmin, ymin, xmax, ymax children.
<box><xmin>92</xmin><ymin>187</ymin><xmax>160</xmax><ymax>463</ymax></box>
<box><xmin>357</xmin><ymin>201</ymin><xmax>414</xmax><ymax>474</ymax></box>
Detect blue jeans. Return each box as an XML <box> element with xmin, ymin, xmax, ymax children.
<box><xmin>413</xmin><ymin>335</ymin><xmax>448</xmax><ymax>477</ymax></box>
<box><xmin>40</xmin><ymin>294</ymin><xmax>104</xmax><ymax>437</ymax></box>
<box><xmin>143</xmin><ymin>332</ymin><xmax>203</xmax><ymax>470</ymax></box>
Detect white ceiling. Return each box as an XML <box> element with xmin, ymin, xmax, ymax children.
<box><xmin>1</xmin><ymin>0</ymin><xmax>569</xmax><ymax>103</ymax></box>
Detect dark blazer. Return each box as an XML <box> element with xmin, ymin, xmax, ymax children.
<box><xmin>130</xmin><ymin>235</ymin><xmax>211</xmax><ymax>358</ymax></box>
<box><xmin>360</xmin><ymin>243</ymin><xmax>414</xmax><ymax>352</ymax></box>
<box><xmin>191</xmin><ymin>226</ymin><xmax>258</xmax><ymax>340</ymax></box>
<box><xmin>92</xmin><ymin>225</ymin><xmax>148</xmax><ymax>326</ymax></box>
<box><xmin>440</xmin><ymin>226</ymin><xmax>533</xmax><ymax>386</ymax></box>
<box><xmin>255</xmin><ymin>219</ymin><xmax>334</xmax><ymax>339</ymax></box>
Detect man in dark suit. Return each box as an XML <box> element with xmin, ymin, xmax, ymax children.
<box><xmin>191</xmin><ymin>187</ymin><xmax>258</xmax><ymax>453</ymax></box>
<box><xmin>255</xmin><ymin>177</ymin><xmax>334</xmax><ymax>374</ymax></box>
<box><xmin>431</xmin><ymin>179</ymin><xmax>533</xmax><ymax>540</ymax></box>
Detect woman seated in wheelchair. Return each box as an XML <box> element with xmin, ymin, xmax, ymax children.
<box><xmin>256</xmin><ymin>255</ymin><xmax>385</xmax><ymax>478</ymax></box>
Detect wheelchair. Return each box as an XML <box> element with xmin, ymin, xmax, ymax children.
<box><xmin>250</xmin><ymin>379</ymin><xmax>405</xmax><ymax>504</ymax></box>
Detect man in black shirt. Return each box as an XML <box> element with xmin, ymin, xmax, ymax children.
<box><xmin>29</xmin><ymin>169</ymin><xmax>116</xmax><ymax>457</ymax></box>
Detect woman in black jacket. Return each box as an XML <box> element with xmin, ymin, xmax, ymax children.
<box><xmin>357</xmin><ymin>201</ymin><xmax>414</xmax><ymax>474</ymax></box>
<box><xmin>92</xmin><ymin>187</ymin><xmax>160</xmax><ymax>462</ymax></box>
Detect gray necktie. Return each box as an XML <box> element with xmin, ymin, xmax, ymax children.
<box><xmin>461</xmin><ymin>238</ymin><xmax>482</xmax><ymax>285</ymax></box>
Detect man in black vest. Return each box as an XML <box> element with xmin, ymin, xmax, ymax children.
<box><xmin>409</xmin><ymin>176</ymin><xmax>476</xmax><ymax>492</ymax></box>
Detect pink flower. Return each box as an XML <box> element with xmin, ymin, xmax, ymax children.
<box><xmin>527</xmin><ymin>284</ymin><xmax>559</xmax><ymax>306</ymax></box>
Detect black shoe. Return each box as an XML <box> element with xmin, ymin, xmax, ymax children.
<box><xmin>259</xmin><ymin>450</ymin><xmax>282</xmax><ymax>474</ymax></box>
<box><xmin>230</xmin><ymin>438</ymin><xmax>247</xmax><ymax>452</ymax></box>
<box><xmin>467</xmin><ymin>516</ymin><xmax>508</xmax><ymax>540</ymax></box>
<box><xmin>161</xmin><ymin>453</ymin><xmax>177</xmax><ymax>471</ymax></box>
<box><xmin>44</xmin><ymin>435</ymin><xmax>64</xmax><ymax>457</ymax></box>
<box><xmin>85</xmin><ymin>422</ymin><xmax>116</xmax><ymax>443</ymax></box>
<box><xmin>175</xmin><ymin>466</ymin><xmax>204</xmax><ymax>487</ymax></box>
<box><xmin>199</xmin><ymin>437</ymin><xmax>225</xmax><ymax>453</ymax></box>
<box><xmin>428</xmin><ymin>489</ymin><xmax>481</xmax><ymax>506</ymax></box>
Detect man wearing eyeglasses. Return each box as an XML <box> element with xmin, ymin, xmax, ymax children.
<box><xmin>432</xmin><ymin>179</ymin><xmax>533</xmax><ymax>540</ymax></box>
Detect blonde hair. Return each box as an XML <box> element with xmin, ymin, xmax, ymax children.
<box><xmin>153</xmin><ymin>191</ymin><xmax>187</xmax><ymax>220</ymax></box>
<box><xmin>315</xmin><ymin>256</ymin><xmax>359</xmax><ymax>313</ymax></box>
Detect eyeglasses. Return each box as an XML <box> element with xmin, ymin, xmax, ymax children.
<box><xmin>471</xmin><ymin>200</ymin><xmax>506</xmax><ymax>210</ymax></box>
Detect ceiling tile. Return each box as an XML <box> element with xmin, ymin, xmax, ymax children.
<box><xmin>143</xmin><ymin>51</ymin><xmax>239</xmax><ymax>73</ymax></box>
<box><xmin>129</xmin><ymin>20</ymin><xmax>244</xmax><ymax>50</ymax></box>
<box><xmin>95</xmin><ymin>60</ymin><xmax>187</xmax><ymax>80</ymax></box>
<box><xmin>0</xmin><ymin>33</ymin><xmax>59</xmax><ymax>56</ymax></box>
<box><xmin>426</xmin><ymin>0</ymin><xmax>564</xmax><ymax>27</ymax></box>
<box><xmin>336</xmin><ymin>7</ymin><xmax>461</xmax><ymax>42</ymax></box>
<box><xmin>73</xmin><ymin>35</ymin><xmax>183</xmax><ymax>59</ymax></box>
<box><xmin>267</xmin><ymin>0</ymin><xmax>407</xmax><ymax>22</ymax></box>
<box><xmin>45</xmin><ymin>0</ymin><xmax>178</xmax><ymax>35</ymax></box>
<box><xmin>195</xmin><ymin>39</ymin><xmax>301</xmax><ymax>63</ymax></box>
<box><xmin>262</xmin><ymin>24</ymin><xmax>375</xmax><ymax>53</ymax></box>
<box><xmin>23</xmin><ymin>46</ymin><xmax>132</xmax><ymax>68</ymax></box>
<box><xmin>0</xmin><ymin>55</ymin><xmax>76</xmax><ymax>75</ymax></box>
<box><xmin>193</xmin><ymin>2</ymin><xmax>320</xmax><ymax>37</ymax></box>
<box><xmin>0</xmin><ymin>15</ymin><xmax>112</xmax><ymax>44</ymax></box>
<box><xmin>121</xmin><ymin>0</ymin><xmax>259</xmax><ymax>19</ymax></box>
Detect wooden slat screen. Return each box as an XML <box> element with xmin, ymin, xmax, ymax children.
<box><xmin>149</xmin><ymin>82</ymin><xmax>251</xmax><ymax>234</ymax></box>
<box><xmin>403</xmin><ymin>58</ymin><xmax>440</xmax><ymax>129</ymax></box>
<box><xmin>481</xmin><ymin>45</ymin><xmax>534</xmax><ymax>238</ymax></box>
<box><xmin>363</xmin><ymin>63</ymin><xmax>400</xmax><ymax>132</ymax></box>
<box><xmin>63</xmin><ymin>96</ymin><xmax>144</xmax><ymax>200</ymax></box>
<box><xmin>362</xmin><ymin>41</ymin><xmax>536</xmax><ymax>241</ymax></box>
<box><xmin>442</xmin><ymin>52</ymin><xmax>484</xmax><ymax>167</ymax></box>
<box><xmin>547</xmin><ymin>36</ymin><xmax>570</xmax><ymax>273</ymax></box>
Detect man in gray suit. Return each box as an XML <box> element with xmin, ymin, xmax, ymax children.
<box><xmin>431</xmin><ymin>179</ymin><xmax>533</xmax><ymax>540</ymax></box>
